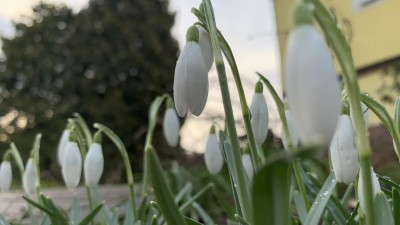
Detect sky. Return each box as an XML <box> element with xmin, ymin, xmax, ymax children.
<box><xmin>0</xmin><ymin>0</ymin><xmax>282</xmax><ymax>153</ymax></box>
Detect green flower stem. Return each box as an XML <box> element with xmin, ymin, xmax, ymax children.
<box><xmin>305</xmin><ymin>0</ymin><xmax>375</xmax><ymax>224</ymax></box>
<box><xmin>93</xmin><ymin>123</ymin><xmax>137</xmax><ymax>219</ymax></box>
<box><xmin>203</xmin><ymin>0</ymin><xmax>252</xmax><ymax>221</ymax></box>
<box><xmin>73</xmin><ymin>113</ymin><xmax>93</xmax><ymax>146</ymax></box>
<box><xmin>30</xmin><ymin>134</ymin><xmax>42</xmax><ymax>197</ymax></box>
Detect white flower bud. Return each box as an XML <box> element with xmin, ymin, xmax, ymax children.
<box><xmin>330</xmin><ymin>115</ymin><xmax>359</xmax><ymax>184</ymax></box>
<box><xmin>204</xmin><ymin>134</ymin><xmax>223</xmax><ymax>175</ymax></box>
<box><xmin>281</xmin><ymin>110</ymin><xmax>299</xmax><ymax>150</ymax></box>
<box><xmin>0</xmin><ymin>161</ymin><xmax>12</xmax><ymax>192</ymax></box>
<box><xmin>62</xmin><ymin>141</ymin><xmax>82</xmax><ymax>191</ymax></box>
<box><xmin>285</xmin><ymin>24</ymin><xmax>341</xmax><ymax>146</ymax></box>
<box><xmin>23</xmin><ymin>158</ymin><xmax>36</xmax><ymax>195</ymax></box>
<box><xmin>57</xmin><ymin>129</ymin><xmax>70</xmax><ymax>167</ymax></box>
<box><xmin>250</xmin><ymin>91</ymin><xmax>269</xmax><ymax>145</ymax></box>
<box><xmin>84</xmin><ymin>143</ymin><xmax>104</xmax><ymax>188</ymax></box>
<box><xmin>196</xmin><ymin>25</ymin><xmax>214</xmax><ymax>71</ymax></box>
<box><xmin>358</xmin><ymin>168</ymin><xmax>381</xmax><ymax>213</ymax></box>
<box><xmin>174</xmin><ymin>26</ymin><xmax>209</xmax><ymax>117</ymax></box>
<box><xmin>163</xmin><ymin>108</ymin><xmax>180</xmax><ymax>147</ymax></box>
<box><xmin>241</xmin><ymin>154</ymin><xmax>254</xmax><ymax>181</ymax></box>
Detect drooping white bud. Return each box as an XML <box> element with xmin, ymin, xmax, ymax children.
<box><xmin>84</xmin><ymin>143</ymin><xmax>104</xmax><ymax>188</ymax></box>
<box><xmin>196</xmin><ymin>25</ymin><xmax>214</xmax><ymax>71</ymax></box>
<box><xmin>23</xmin><ymin>158</ymin><xmax>36</xmax><ymax>195</ymax></box>
<box><xmin>0</xmin><ymin>161</ymin><xmax>12</xmax><ymax>192</ymax></box>
<box><xmin>358</xmin><ymin>168</ymin><xmax>381</xmax><ymax>213</ymax></box>
<box><xmin>174</xmin><ymin>26</ymin><xmax>209</xmax><ymax>117</ymax></box>
<box><xmin>204</xmin><ymin>127</ymin><xmax>223</xmax><ymax>175</ymax></box>
<box><xmin>281</xmin><ymin>110</ymin><xmax>299</xmax><ymax>150</ymax></box>
<box><xmin>62</xmin><ymin>141</ymin><xmax>82</xmax><ymax>191</ymax></box>
<box><xmin>163</xmin><ymin>108</ymin><xmax>180</xmax><ymax>147</ymax></box>
<box><xmin>57</xmin><ymin>129</ymin><xmax>70</xmax><ymax>167</ymax></box>
<box><xmin>330</xmin><ymin>115</ymin><xmax>359</xmax><ymax>184</ymax></box>
<box><xmin>241</xmin><ymin>153</ymin><xmax>254</xmax><ymax>181</ymax></box>
<box><xmin>250</xmin><ymin>81</ymin><xmax>269</xmax><ymax>145</ymax></box>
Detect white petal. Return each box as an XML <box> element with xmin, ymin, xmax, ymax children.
<box><xmin>0</xmin><ymin>161</ymin><xmax>12</xmax><ymax>192</ymax></box>
<box><xmin>163</xmin><ymin>109</ymin><xmax>180</xmax><ymax>147</ymax></box>
<box><xmin>281</xmin><ymin>110</ymin><xmax>299</xmax><ymax>150</ymax></box>
<box><xmin>187</xmin><ymin>42</ymin><xmax>209</xmax><ymax>116</ymax></box>
<box><xmin>285</xmin><ymin>25</ymin><xmax>341</xmax><ymax>146</ymax></box>
<box><xmin>250</xmin><ymin>93</ymin><xmax>269</xmax><ymax>145</ymax></box>
<box><xmin>62</xmin><ymin>142</ymin><xmax>82</xmax><ymax>191</ymax></box>
<box><xmin>358</xmin><ymin>168</ymin><xmax>381</xmax><ymax>213</ymax></box>
<box><xmin>204</xmin><ymin>134</ymin><xmax>223</xmax><ymax>175</ymax></box>
<box><xmin>57</xmin><ymin>130</ymin><xmax>70</xmax><ymax>167</ymax></box>
<box><xmin>84</xmin><ymin>143</ymin><xmax>104</xmax><ymax>188</ymax></box>
<box><xmin>242</xmin><ymin>154</ymin><xmax>254</xmax><ymax>181</ymax></box>
<box><xmin>197</xmin><ymin>25</ymin><xmax>214</xmax><ymax>71</ymax></box>
<box><xmin>23</xmin><ymin>158</ymin><xmax>36</xmax><ymax>195</ymax></box>
<box><xmin>173</xmin><ymin>44</ymin><xmax>190</xmax><ymax>117</ymax></box>
<box><xmin>330</xmin><ymin>115</ymin><xmax>359</xmax><ymax>184</ymax></box>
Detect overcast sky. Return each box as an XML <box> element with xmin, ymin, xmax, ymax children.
<box><xmin>0</xmin><ymin>0</ymin><xmax>281</xmax><ymax>153</ymax></box>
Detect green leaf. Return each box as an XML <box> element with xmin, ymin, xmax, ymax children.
<box><xmin>70</xmin><ymin>196</ymin><xmax>81</xmax><ymax>225</ymax></box>
<box><xmin>40</xmin><ymin>194</ymin><xmax>69</xmax><ymax>225</ymax></box>
<box><xmin>192</xmin><ymin>202</ymin><xmax>214</xmax><ymax>225</ymax></box>
<box><xmin>252</xmin><ymin>160</ymin><xmax>290</xmax><ymax>225</ymax></box>
<box><xmin>0</xmin><ymin>215</ymin><xmax>10</xmax><ymax>225</ymax></box>
<box><xmin>374</xmin><ymin>191</ymin><xmax>394</xmax><ymax>225</ymax></box>
<box><xmin>78</xmin><ymin>202</ymin><xmax>104</xmax><ymax>225</ymax></box>
<box><xmin>146</xmin><ymin>146</ymin><xmax>187</xmax><ymax>225</ymax></box>
<box><xmin>393</xmin><ymin>188</ymin><xmax>400</xmax><ymax>225</ymax></box>
<box><xmin>40</xmin><ymin>215</ymin><xmax>51</xmax><ymax>225</ymax></box>
<box><xmin>304</xmin><ymin>172</ymin><xmax>337</xmax><ymax>225</ymax></box>
<box><xmin>184</xmin><ymin>217</ymin><xmax>204</xmax><ymax>225</ymax></box>
<box><xmin>123</xmin><ymin>196</ymin><xmax>135</xmax><ymax>225</ymax></box>
<box><xmin>395</xmin><ymin>97</ymin><xmax>400</xmax><ymax>132</ymax></box>
<box><xmin>293</xmin><ymin>190</ymin><xmax>307</xmax><ymax>224</ymax></box>
<box><xmin>175</xmin><ymin>182</ymin><xmax>193</xmax><ymax>204</ymax></box>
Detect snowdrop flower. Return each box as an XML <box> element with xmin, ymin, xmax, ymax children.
<box><xmin>241</xmin><ymin>153</ymin><xmax>254</xmax><ymax>181</ymax></box>
<box><xmin>285</xmin><ymin>2</ymin><xmax>341</xmax><ymax>146</ymax></box>
<box><xmin>0</xmin><ymin>160</ymin><xmax>12</xmax><ymax>192</ymax></box>
<box><xmin>163</xmin><ymin>99</ymin><xmax>180</xmax><ymax>147</ymax></box>
<box><xmin>174</xmin><ymin>25</ymin><xmax>209</xmax><ymax>117</ymax></box>
<box><xmin>23</xmin><ymin>158</ymin><xmax>36</xmax><ymax>195</ymax></box>
<box><xmin>204</xmin><ymin>126</ymin><xmax>223</xmax><ymax>175</ymax></box>
<box><xmin>57</xmin><ymin>129</ymin><xmax>70</xmax><ymax>167</ymax></box>
<box><xmin>84</xmin><ymin>132</ymin><xmax>104</xmax><ymax>188</ymax></box>
<box><xmin>281</xmin><ymin>110</ymin><xmax>299</xmax><ymax>150</ymax></box>
<box><xmin>62</xmin><ymin>131</ymin><xmax>82</xmax><ymax>191</ymax></box>
<box><xmin>358</xmin><ymin>168</ymin><xmax>381</xmax><ymax>213</ymax></box>
<box><xmin>250</xmin><ymin>81</ymin><xmax>269</xmax><ymax>145</ymax></box>
<box><xmin>330</xmin><ymin>115</ymin><xmax>359</xmax><ymax>184</ymax></box>
<box><xmin>196</xmin><ymin>25</ymin><xmax>213</xmax><ymax>71</ymax></box>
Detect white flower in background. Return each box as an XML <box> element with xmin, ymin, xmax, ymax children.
<box><xmin>62</xmin><ymin>132</ymin><xmax>82</xmax><ymax>191</ymax></box>
<box><xmin>0</xmin><ymin>161</ymin><xmax>12</xmax><ymax>192</ymax></box>
<box><xmin>241</xmin><ymin>153</ymin><xmax>254</xmax><ymax>181</ymax></box>
<box><xmin>84</xmin><ymin>141</ymin><xmax>104</xmax><ymax>188</ymax></box>
<box><xmin>23</xmin><ymin>158</ymin><xmax>36</xmax><ymax>195</ymax></box>
<box><xmin>196</xmin><ymin>25</ymin><xmax>213</xmax><ymax>71</ymax></box>
<box><xmin>174</xmin><ymin>25</ymin><xmax>209</xmax><ymax>117</ymax></box>
<box><xmin>285</xmin><ymin>2</ymin><xmax>341</xmax><ymax>146</ymax></box>
<box><xmin>281</xmin><ymin>110</ymin><xmax>299</xmax><ymax>150</ymax></box>
<box><xmin>250</xmin><ymin>81</ymin><xmax>269</xmax><ymax>145</ymax></box>
<box><xmin>358</xmin><ymin>168</ymin><xmax>381</xmax><ymax>213</ymax></box>
<box><xmin>163</xmin><ymin>100</ymin><xmax>180</xmax><ymax>147</ymax></box>
<box><xmin>330</xmin><ymin>115</ymin><xmax>359</xmax><ymax>184</ymax></box>
<box><xmin>57</xmin><ymin>129</ymin><xmax>70</xmax><ymax>167</ymax></box>
<box><xmin>204</xmin><ymin>126</ymin><xmax>223</xmax><ymax>175</ymax></box>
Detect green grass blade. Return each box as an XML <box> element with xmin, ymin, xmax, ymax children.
<box><xmin>393</xmin><ymin>188</ymin><xmax>400</xmax><ymax>225</ymax></box>
<box><xmin>123</xmin><ymin>197</ymin><xmax>135</xmax><ymax>225</ymax></box>
<box><xmin>395</xmin><ymin>97</ymin><xmax>400</xmax><ymax>132</ymax></box>
<box><xmin>40</xmin><ymin>215</ymin><xmax>51</xmax><ymax>225</ymax></box>
<box><xmin>293</xmin><ymin>190</ymin><xmax>307</xmax><ymax>224</ymax></box>
<box><xmin>185</xmin><ymin>216</ymin><xmax>204</xmax><ymax>225</ymax></box>
<box><xmin>78</xmin><ymin>202</ymin><xmax>104</xmax><ymax>225</ymax></box>
<box><xmin>374</xmin><ymin>191</ymin><xmax>394</xmax><ymax>225</ymax></box>
<box><xmin>70</xmin><ymin>196</ymin><xmax>81</xmax><ymax>225</ymax></box>
<box><xmin>252</xmin><ymin>160</ymin><xmax>290</xmax><ymax>225</ymax></box>
<box><xmin>304</xmin><ymin>172</ymin><xmax>337</xmax><ymax>225</ymax></box>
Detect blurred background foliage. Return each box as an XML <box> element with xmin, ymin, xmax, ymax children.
<box><xmin>0</xmin><ymin>0</ymin><xmax>181</xmax><ymax>182</ymax></box>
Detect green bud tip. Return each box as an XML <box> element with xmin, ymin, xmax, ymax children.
<box><xmin>166</xmin><ymin>98</ymin><xmax>174</xmax><ymax>109</ymax></box>
<box><xmin>340</xmin><ymin>99</ymin><xmax>350</xmax><ymax>116</ymax></box>
<box><xmin>69</xmin><ymin>130</ymin><xmax>77</xmax><ymax>142</ymax></box>
<box><xmin>255</xmin><ymin>80</ymin><xmax>263</xmax><ymax>93</ymax></box>
<box><xmin>199</xmin><ymin>2</ymin><xmax>205</xmax><ymax>15</ymax></box>
<box><xmin>186</xmin><ymin>25</ymin><xmax>199</xmax><ymax>43</ymax></box>
<box><xmin>3</xmin><ymin>151</ymin><xmax>11</xmax><ymax>161</ymax></box>
<box><xmin>94</xmin><ymin>131</ymin><xmax>102</xmax><ymax>144</ymax></box>
<box><xmin>292</xmin><ymin>0</ymin><xmax>313</xmax><ymax>27</ymax></box>
<box><xmin>209</xmin><ymin>125</ymin><xmax>216</xmax><ymax>134</ymax></box>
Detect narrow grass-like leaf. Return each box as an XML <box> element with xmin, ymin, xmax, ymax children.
<box><xmin>374</xmin><ymin>191</ymin><xmax>394</xmax><ymax>225</ymax></box>
<box><xmin>22</xmin><ymin>195</ymin><xmax>55</xmax><ymax>217</ymax></box>
<box><xmin>179</xmin><ymin>183</ymin><xmax>213</xmax><ymax>213</ymax></box>
<box><xmin>147</xmin><ymin>146</ymin><xmax>187</xmax><ymax>225</ymax></box>
<box><xmin>234</xmin><ymin>214</ymin><xmax>251</xmax><ymax>225</ymax></box>
<box><xmin>137</xmin><ymin>195</ymin><xmax>149</xmax><ymax>221</ymax></box>
<box><xmin>395</xmin><ymin>97</ymin><xmax>400</xmax><ymax>132</ymax></box>
<box><xmin>40</xmin><ymin>215</ymin><xmax>51</xmax><ymax>225</ymax></box>
<box><xmin>304</xmin><ymin>172</ymin><xmax>337</xmax><ymax>225</ymax></box>
<box><xmin>40</xmin><ymin>195</ymin><xmax>69</xmax><ymax>225</ymax></box>
<box><xmin>192</xmin><ymin>202</ymin><xmax>214</xmax><ymax>224</ymax></box>
<box><xmin>123</xmin><ymin>197</ymin><xmax>135</xmax><ymax>225</ymax></box>
<box><xmin>185</xmin><ymin>216</ymin><xmax>204</xmax><ymax>225</ymax></box>
<box><xmin>252</xmin><ymin>160</ymin><xmax>290</xmax><ymax>225</ymax></box>
<box><xmin>293</xmin><ymin>190</ymin><xmax>307</xmax><ymax>224</ymax></box>
<box><xmin>378</xmin><ymin>175</ymin><xmax>400</xmax><ymax>190</ymax></box>
<box><xmin>393</xmin><ymin>188</ymin><xmax>400</xmax><ymax>225</ymax></box>
<box><xmin>345</xmin><ymin>203</ymin><xmax>358</xmax><ymax>225</ymax></box>
<box><xmin>70</xmin><ymin>196</ymin><xmax>81</xmax><ymax>225</ymax></box>
<box><xmin>175</xmin><ymin>182</ymin><xmax>193</xmax><ymax>204</ymax></box>
<box><xmin>0</xmin><ymin>215</ymin><xmax>10</xmax><ymax>225</ymax></box>
<box><xmin>78</xmin><ymin>202</ymin><xmax>104</xmax><ymax>225</ymax></box>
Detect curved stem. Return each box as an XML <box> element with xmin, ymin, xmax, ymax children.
<box><xmin>73</xmin><ymin>113</ymin><xmax>93</xmax><ymax>146</ymax></box>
